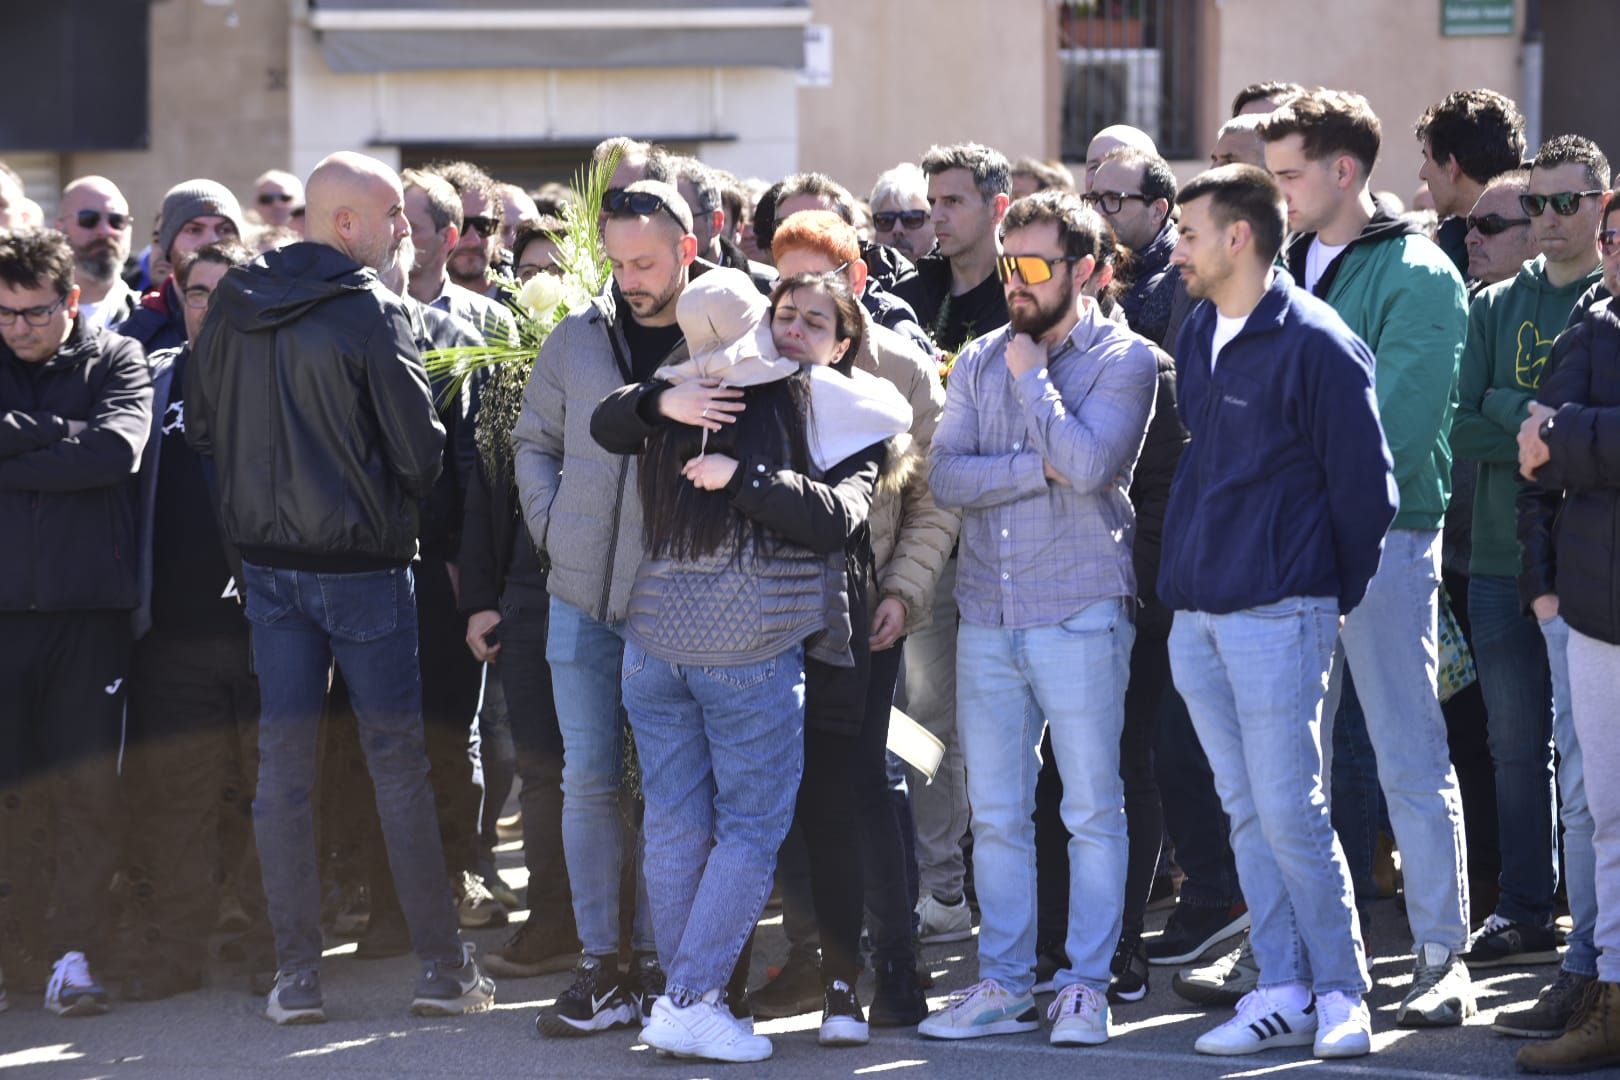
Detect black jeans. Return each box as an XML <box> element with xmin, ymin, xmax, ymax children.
<box><xmin>124</xmin><ymin>628</ymin><xmax>266</xmax><ymax>977</ymax></box>
<box><xmin>0</xmin><ymin>610</ymin><xmax>130</xmax><ymax>965</ymax></box>
<box><xmin>1441</xmin><ymin>570</ymin><xmax>1500</xmax><ymax>892</ymax></box>
<box><xmin>418</xmin><ymin>556</ymin><xmax>486</xmax><ymax>876</ymax></box>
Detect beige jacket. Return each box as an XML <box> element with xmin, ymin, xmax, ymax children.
<box><xmin>855</xmin><ymin>316</ymin><xmax>961</xmax><ymax>633</ymax></box>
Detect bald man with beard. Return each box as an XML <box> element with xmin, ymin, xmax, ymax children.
<box><xmin>57</xmin><ymin>177</ymin><xmax>137</xmax><ymax>330</ymax></box>
<box><xmin>186</xmin><ymin>151</ymin><xmax>494</xmax><ymax>1025</ymax></box>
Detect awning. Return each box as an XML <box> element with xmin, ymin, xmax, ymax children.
<box><xmin>307</xmin><ymin>0</ymin><xmax>811</xmax><ymax>73</ymax></box>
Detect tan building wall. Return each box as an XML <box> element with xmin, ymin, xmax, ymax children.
<box><xmin>798</xmin><ymin>0</ymin><xmax>1057</xmax><ymax>199</ymax></box>
<box><xmin>68</xmin><ymin>0</ymin><xmax>292</xmax><ymax>239</ymax></box>
<box><xmin>1202</xmin><ymin>0</ymin><xmax>1525</xmax><ymax>203</ymax></box>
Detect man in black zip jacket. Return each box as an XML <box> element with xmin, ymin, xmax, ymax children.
<box><xmin>0</xmin><ymin>226</ymin><xmax>152</xmax><ymax>1017</ymax></box>
<box><xmin>186</xmin><ymin>152</ymin><xmax>492</xmax><ymax>1024</ymax></box>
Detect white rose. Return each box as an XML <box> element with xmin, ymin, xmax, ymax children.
<box><xmin>518</xmin><ymin>272</ymin><xmax>565</xmax><ymax>320</ymax></box>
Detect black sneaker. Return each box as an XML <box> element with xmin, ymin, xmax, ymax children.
<box><xmin>749</xmin><ymin>948</ymin><xmax>823</xmax><ymax>1019</ymax></box>
<box><xmin>869</xmin><ymin>958</ymin><xmax>927</xmax><ymax>1027</ymax></box>
<box><xmin>1145</xmin><ymin>901</ymin><xmax>1250</xmax><ymax>966</ymax></box>
<box><xmin>482</xmin><ymin>917</ymin><xmax>580</xmax><ymax>979</ymax></box>
<box><xmin>1462</xmin><ymin>915</ymin><xmax>1562</xmax><ymax>969</ymax></box>
<box><xmin>535</xmin><ymin>954</ymin><xmax>639</xmax><ymax>1037</ymax></box>
<box><xmin>1107</xmin><ymin>937</ymin><xmax>1149</xmax><ymax>1004</ymax></box>
<box><xmin>820</xmin><ymin>978</ymin><xmax>870</xmax><ymax>1046</ymax></box>
<box><xmin>1032</xmin><ymin>941</ymin><xmax>1067</xmax><ymax>994</ymax></box>
<box><xmin>630</xmin><ymin>952</ymin><xmax>665</xmax><ymax>1025</ymax></box>
<box><xmin>1494</xmin><ymin>969</ymin><xmax>1597</xmax><ymax>1038</ymax></box>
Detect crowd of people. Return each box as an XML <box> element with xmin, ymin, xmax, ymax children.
<box><xmin>2</xmin><ymin>77</ymin><xmax>1619</xmax><ymax>1073</ymax></box>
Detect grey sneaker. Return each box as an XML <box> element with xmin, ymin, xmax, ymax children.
<box><xmin>265</xmin><ymin>970</ymin><xmax>326</xmax><ymax>1025</ymax></box>
<box><xmin>1173</xmin><ymin>936</ymin><xmax>1259</xmax><ymax>1007</ymax></box>
<box><xmin>411</xmin><ymin>942</ymin><xmax>495</xmax><ymax>1017</ymax></box>
<box><xmin>1396</xmin><ymin>943</ymin><xmax>1476</xmax><ymax>1027</ymax></box>
<box><xmin>1494</xmin><ymin>969</ymin><xmax>1597</xmax><ymax>1039</ymax></box>
<box><xmin>452</xmin><ymin>871</ymin><xmax>508</xmax><ymax>929</ymax></box>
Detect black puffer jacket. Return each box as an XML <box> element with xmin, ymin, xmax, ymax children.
<box><xmin>0</xmin><ymin>320</ymin><xmax>152</xmax><ymax>610</ymax></box>
<box><xmin>1518</xmin><ymin>296</ymin><xmax>1620</xmax><ymax>644</ymax></box>
<box><xmin>186</xmin><ymin>242</ymin><xmax>445</xmax><ymax>570</ymax></box>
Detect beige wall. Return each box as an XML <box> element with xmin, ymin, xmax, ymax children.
<box><xmin>798</xmin><ymin>0</ymin><xmax>1056</xmax><ymax>199</ymax></box>
<box><xmin>68</xmin><ymin>0</ymin><xmax>292</xmax><ymax>239</ymax></box>
<box><xmin>1206</xmin><ymin>0</ymin><xmax>1525</xmax><ymax>204</ymax></box>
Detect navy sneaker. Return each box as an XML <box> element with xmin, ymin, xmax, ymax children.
<box><xmin>411</xmin><ymin>942</ymin><xmax>495</xmax><ymax>1017</ymax></box>
<box><xmin>265</xmin><ymin>970</ymin><xmax>325</xmax><ymax>1025</ymax></box>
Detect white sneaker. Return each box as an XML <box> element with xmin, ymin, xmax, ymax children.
<box><xmin>641</xmin><ymin>991</ymin><xmax>773</xmax><ymax>1063</ymax></box>
<box><xmin>916</xmin><ymin>893</ymin><xmax>974</xmax><ymax>944</ymax></box>
<box><xmin>1314</xmin><ymin>990</ymin><xmax>1372</xmax><ymax>1058</ymax></box>
<box><xmin>1048</xmin><ymin>983</ymin><xmax>1109</xmax><ymax>1046</ymax></box>
<box><xmin>1194</xmin><ymin>987</ymin><xmax>1317</xmax><ymax>1056</ymax></box>
<box><xmin>44</xmin><ymin>951</ymin><xmax>109</xmax><ymax>1018</ymax></box>
<box><xmin>918</xmin><ymin>978</ymin><xmax>1040</xmax><ymax>1040</ymax></box>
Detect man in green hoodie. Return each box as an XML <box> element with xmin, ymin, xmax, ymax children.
<box><xmin>1259</xmin><ymin>88</ymin><xmax>1473</xmax><ymax>1029</ymax></box>
<box><xmin>1452</xmin><ymin>135</ymin><xmax>1608</xmax><ymax>1035</ymax></box>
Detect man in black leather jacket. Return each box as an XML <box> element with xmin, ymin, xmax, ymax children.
<box><xmin>186</xmin><ymin>151</ymin><xmax>492</xmax><ymax>1024</ymax></box>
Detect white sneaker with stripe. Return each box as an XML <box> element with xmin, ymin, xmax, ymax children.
<box><xmin>1194</xmin><ymin>987</ymin><xmax>1317</xmax><ymax>1056</ymax></box>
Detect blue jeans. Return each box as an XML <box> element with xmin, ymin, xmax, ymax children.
<box><xmin>1542</xmin><ymin>614</ymin><xmax>1598</xmax><ymax>976</ymax></box>
<box><xmin>622</xmin><ymin>641</ymin><xmax>806</xmax><ymax>1002</ymax></box>
<box><xmin>242</xmin><ymin>562</ymin><xmax>461</xmax><ymax>975</ymax></box>
<box><xmin>546</xmin><ymin>597</ymin><xmax>652</xmax><ymax>957</ymax></box>
<box><xmin>1321</xmin><ymin>529</ymin><xmax>1470</xmax><ymax>953</ymax></box>
<box><xmin>1170</xmin><ymin>598</ymin><xmax>1369</xmax><ymax>996</ymax></box>
<box><xmin>1469</xmin><ymin>574</ymin><xmax>1559</xmax><ymax>927</ymax></box>
<box><xmin>956</xmin><ymin>599</ymin><xmax>1134</xmax><ymax>996</ymax></box>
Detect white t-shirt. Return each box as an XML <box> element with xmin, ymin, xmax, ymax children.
<box><xmin>1209</xmin><ymin>313</ymin><xmax>1247</xmax><ymax>374</ymax></box>
<box><xmin>1304</xmin><ymin>237</ymin><xmax>1349</xmax><ymax>292</ymax></box>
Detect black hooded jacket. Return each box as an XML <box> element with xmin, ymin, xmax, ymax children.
<box><xmin>185</xmin><ymin>242</ymin><xmax>446</xmax><ymax>571</ymax></box>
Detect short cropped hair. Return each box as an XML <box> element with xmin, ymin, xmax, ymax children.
<box><xmin>1176</xmin><ymin>164</ymin><xmax>1288</xmax><ymax>264</ymax></box>
<box><xmin>1099</xmin><ymin>147</ymin><xmax>1178</xmax><ymax>205</ymax></box>
<box><xmin>671</xmin><ymin>156</ymin><xmax>722</xmax><ymax>213</ymax></box>
<box><xmin>771</xmin><ymin>209</ymin><xmax>860</xmax><ymax>267</ymax></box>
<box><xmin>1483</xmin><ymin>167</ymin><xmax>1532</xmax><ymax>195</ymax></box>
<box><xmin>427</xmin><ymin>160</ymin><xmax>503</xmax><ymax>226</ymax></box>
<box><xmin>999</xmin><ymin>189</ymin><xmax>1108</xmax><ymax>262</ymax></box>
<box><xmin>1010</xmin><ymin>157</ymin><xmax>1075</xmax><ymax>193</ymax></box>
<box><xmin>775</xmin><ymin>172</ymin><xmax>858</xmax><ymax>225</ymax></box>
<box><xmin>402</xmin><ymin>168</ymin><xmax>464</xmax><ymax>233</ymax></box>
<box><xmin>1414</xmin><ymin>90</ymin><xmax>1526</xmax><ymax>185</ymax></box>
<box><xmin>1258</xmin><ymin>88</ymin><xmax>1382</xmax><ymax>176</ymax></box>
<box><xmin>1231</xmin><ymin>80</ymin><xmax>1304</xmax><ymax>117</ymax></box>
<box><xmin>0</xmin><ymin>226</ymin><xmax>76</xmax><ymax>296</ymax></box>
<box><xmin>591</xmin><ymin>137</ymin><xmax>672</xmax><ymax>183</ymax></box>
<box><xmin>921</xmin><ymin>143</ymin><xmax>1011</xmax><ymax>200</ymax></box>
<box><xmin>1532</xmin><ymin>134</ymin><xmax>1612</xmax><ymax>191</ymax></box>
<box><xmin>175</xmin><ymin>240</ymin><xmax>253</xmax><ymax>289</ymax></box>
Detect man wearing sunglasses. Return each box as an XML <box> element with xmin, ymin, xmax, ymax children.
<box><xmin>870</xmin><ymin>164</ymin><xmax>937</xmax><ymax>265</ymax></box>
<box><xmin>1415</xmin><ymin>90</ymin><xmax>1528</xmax><ymax>279</ymax></box>
<box><xmin>1464</xmin><ymin>170</ymin><xmax>1540</xmax><ymax>290</ymax></box>
<box><xmin>429</xmin><ymin>161</ymin><xmax>516</xmax><ymax>307</ymax></box>
<box><xmin>1261</xmin><ymin>88</ymin><xmax>1475</xmax><ymax>1031</ymax></box>
<box><xmin>55</xmin><ymin>176</ymin><xmax>136</xmax><ymax>331</ymax></box>
<box><xmin>1454</xmin><ymin>134</ymin><xmax>1609</xmax><ymax>1037</ymax></box>
<box><xmin>401</xmin><ymin>169</ymin><xmax>519</xmax><ymax>350</ymax></box>
<box><xmin>252</xmin><ymin>170</ymin><xmax>305</xmax><ymax>229</ymax></box>
<box><xmin>116</xmin><ymin>179</ymin><xmax>245</xmax><ymax>355</ymax></box>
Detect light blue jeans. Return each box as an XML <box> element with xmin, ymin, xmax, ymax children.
<box><xmin>1320</xmin><ymin>529</ymin><xmax>1470</xmax><ymax>953</ymax></box>
<box><xmin>1542</xmin><ymin>614</ymin><xmax>1597</xmax><ymax>976</ymax></box>
<box><xmin>546</xmin><ymin>597</ymin><xmax>653</xmax><ymax>957</ymax></box>
<box><xmin>622</xmin><ymin>641</ymin><xmax>806</xmax><ymax>1003</ymax></box>
<box><xmin>1170</xmin><ymin>598</ymin><xmax>1370</xmax><ymax>996</ymax></box>
<box><xmin>955</xmin><ymin>599</ymin><xmax>1133</xmax><ymax>996</ymax></box>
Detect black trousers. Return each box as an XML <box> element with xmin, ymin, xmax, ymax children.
<box><xmin>418</xmin><ymin>556</ymin><xmax>486</xmax><ymax>876</ymax></box>
<box><xmin>1442</xmin><ymin>570</ymin><xmax>1500</xmax><ymax>891</ymax></box>
<box><xmin>123</xmin><ymin>628</ymin><xmax>265</xmax><ymax>977</ymax></box>
<box><xmin>1036</xmin><ymin>598</ymin><xmax>1169</xmax><ymax>951</ymax></box>
<box><xmin>0</xmin><ymin>610</ymin><xmax>130</xmax><ymax>967</ymax></box>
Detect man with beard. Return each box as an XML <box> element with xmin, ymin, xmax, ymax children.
<box><xmin>55</xmin><ymin>177</ymin><xmax>136</xmax><ymax>331</ymax></box>
<box><xmin>402</xmin><ymin>169</ymin><xmax>518</xmax><ymax>348</ymax></box>
<box><xmin>429</xmin><ymin>160</ymin><xmax>515</xmax><ymax>305</ymax></box>
<box><xmin>186</xmin><ymin>151</ymin><xmax>492</xmax><ymax>1025</ymax></box>
<box><xmin>513</xmin><ymin>178</ymin><xmax>697</xmax><ymax>1037</ymax></box>
<box><xmin>117</xmin><ymin>179</ymin><xmax>245</xmax><ymax>354</ymax></box>
<box><xmin>1162</xmin><ymin>165</ymin><xmax>1396</xmax><ymax>1060</ymax></box>
<box><xmin>923</xmin><ymin>190</ymin><xmax>1156</xmax><ymax>1046</ymax></box>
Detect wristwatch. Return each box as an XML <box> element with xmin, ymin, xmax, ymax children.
<box><xmin>1538</xmin><ymin>411</ymin><xmax>1557</xmax><ymax>442</ymax></box>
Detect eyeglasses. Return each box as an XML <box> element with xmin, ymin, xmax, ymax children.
<box><xmin>1082</xmin><ymin>190</ymin><xmax>1150</xmax><ymax>215</ymax></box>
<box><xmin>75</xmin><ymin>209</ymin><xmax>131</xmax><ymax>231</ymax></box>
<box><xmin>873</xmin><ymin>209</ymin><xmax>929</xmax><ymax>232</ymax></box>
<box><xmin>0</xmin><ymin>296</ymin><xmax>67</xmax><ymax>327</ymax></box>
<box><xmin>1519</xmin><ymin>191</ymin><xmax>1606</xmax><ymax>217</ymax></box>
<box><xmin>603</xmin><ymin>189</ymin><xmax>688</xmax><ymax>231</ymax></box>
<box><xmin>1466</xmin><ymin>213</ymin><xmax>1532</xmax><ymax>236</ymax></box>
<box><xmin>182</xmin><ymin>285</ymin><xmax>215</xmax><ymax>310</ymax></box>
<box><xmin>462</xmin><ymin>215</ymin><xmax>500</xmax><ymax>238</ymax></box>
<box><xmin>257</xmin><ymin>193</ymin><xmax>296</xmax><ymax>206</ymax></box>
<box><xmin>1600</xmin><ymin>228</ymin><xmax>1620</xmax><ymax>256</ymax></box>
<box><xmin>996</xmin><ymin>254</ymin><xmax>1080</xmax><ymax>286</ymax></box>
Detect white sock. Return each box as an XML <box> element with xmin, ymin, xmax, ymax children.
<box><xmin>1264</xmin><ymin>981</ymin><xmax>1312</xmax><ymax>1011</ymax></box>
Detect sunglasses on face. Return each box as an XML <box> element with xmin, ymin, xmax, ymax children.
<box><xmin>996</xmin><ymin>254</ymin><xmax>1080</xmax><ymax>286</ymax></box>
<box><xmin>603</xmin><ymin>189</ymin><xmax>688</xmax><ymax>230</ymax></box>
<box><xmin>1082</xmin><ymin>190</ymin><xmax>1149</xmax><ymax>215</ymax></box>
<box><xmin>873</xmin><ymin>209</ymin><xmax>929</xmax><ymax>231</ymax></box>
<box><xmin>462</xmin><ymin>215</ymin><xmax>500</xmax><ymax>238</ymax></box>
<box><xmin>0</xmin><ymin>296</ymin><xmax>67</xmax><ymax>327</ymax></box>
<box><xmin>1466</xmin><ymin>213</ymin><xmax>1532</xmax><ymax>237</ymax></box>
<box><xmin>258</xmin><ymin>193</ymin><xmax>296</xmax><ymax>206</ymax></box>
<box><xmin>1600</xmin><ymin>228</ymin><xmax>1620</xmax><ymax>256</ymax></box>
<box><xmin>1519</xmin><ymin>191</ymin><xmax>1606</xmax><ymax>217</ymax></box>
<box><xmin>75</xmin><ymin>210</ymin><xmax>130</xmax><ymax>231</ymax></box>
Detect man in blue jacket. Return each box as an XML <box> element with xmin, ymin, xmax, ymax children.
<box><xmin>1160</xmin><ymin>165</ymin><xmax>1397</xmax><ymax>1061</ymax></box>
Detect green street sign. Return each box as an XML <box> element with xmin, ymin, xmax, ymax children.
<box><xmin>1442</xmin><ymin>0</ymin><xmax>1515</xmax><ymax>36</ymax></box>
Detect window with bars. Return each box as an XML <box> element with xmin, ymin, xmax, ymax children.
<box><xmin>1059</xmin><ymin>0</ymin><xmax>1201</xmax><ymax>161</ymax></box>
